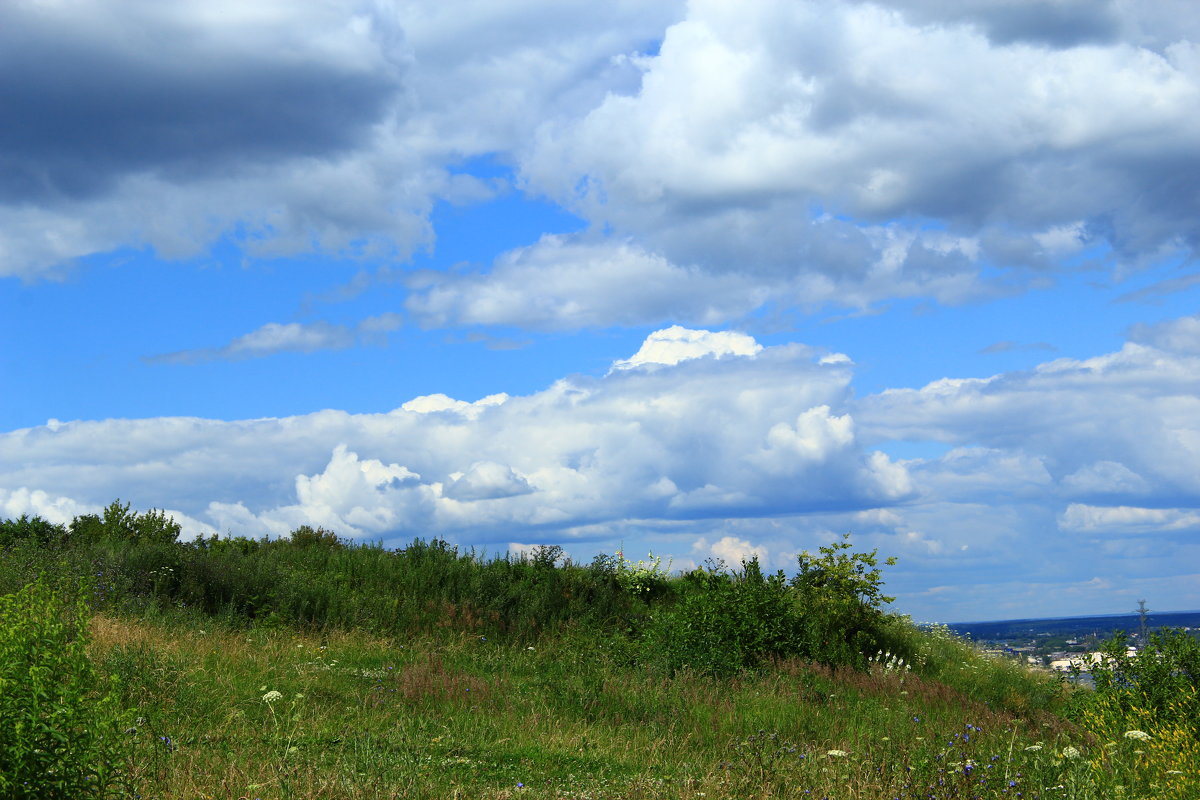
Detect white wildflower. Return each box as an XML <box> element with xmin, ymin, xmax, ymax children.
<box><xmin>1123</xmin><ymin>730</ymin><xmax>1151</xmax><ymax>741</ymax></box>
<box><xmin>826</xmin><ymin>749</ymin><xmax>849</xmax><ymax>757</ymax></box>
<box><xmin>1024</xmin><ymin>744</ymin><xmax>1043</xmax><ymax>752</ymax></box>
<box><xmin>1061</xmin><ymin>746</ymin><xmax>1081</xmax><ymax>759</ymax></box>
<box><xmin>262</xmin><ymin>690</ymin><xmax>283</xmax><ymax>703</ymax></box>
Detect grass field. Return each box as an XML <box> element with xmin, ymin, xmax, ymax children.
<box><xmin>1</xmin><ymin>506</ymin><xmax>1198</xmax><ymax>799</ymax></box>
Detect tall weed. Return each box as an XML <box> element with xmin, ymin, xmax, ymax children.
<box><xmin>0</xmin><ymin>578</ymin><xmax>133</xmax><ymax>799</ymax></box>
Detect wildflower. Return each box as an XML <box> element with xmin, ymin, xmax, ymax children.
<box><xmin>1024</xmin><ymin>745</ymin><xmax>1042</xmax><ymax>752</ymax></box>
<box><xmin>1060</xmin><ymin>746</ymin><xmax>1081</xmax><ymax>759</ymax></box>
<box><xmin>262</xmin><ymin>690</ymin><xmax>283</xmax><ymax>703</ymax></box>
<box><xmin>1123</xmin><ymin>730</ymin><xmax>1151</xmax><ymax>741</ymax></box>
<box><xmin>826</xmin><ymin>749</ymin><xmax>849</xmax><ymax>757</ymax></box>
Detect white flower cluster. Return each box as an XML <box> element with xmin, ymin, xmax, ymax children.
<box><xmin>262</xmin><ymin>690</ymin><xmax>283</xmax><ymax>703</ymax></box>
<box><xmin>869</xmin><ymin>650</ymin><xmax>911</xmax><ymax>673</ymax></box>
<box><xmin>1123</xmin><ymin>730</ymin><xmax>1152</xmax><ymax>741</ymax></box>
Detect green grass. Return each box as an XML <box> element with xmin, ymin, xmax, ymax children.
<box><xmin>80</xmin><ymin>606</ymin><xmax>1196</xmax><ymax>800</ymax></box>
<box><xmin>86</xmin><ymin>611</ymin><xmax>1086</xmax><ymax>799</ymax></box>
<box><xmin>3</xmin><ymin>508</ymin><xmax>1198</xmax><ymax>798</ymax></box>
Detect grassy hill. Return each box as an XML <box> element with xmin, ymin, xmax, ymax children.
<box><xmin>1</xmin><ymin>503</ymin><xmax>1197</xmax><ymax>799</ymax></box>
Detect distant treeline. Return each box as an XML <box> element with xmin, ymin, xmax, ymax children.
<box><xmin>1</xmin><ymin>500</ymin><xmax>915</xmax><ymax>677</ymax></box>
<box><xmin>951</xmin><ymin>612</ymin><xmax>1200</xmax><ymax>642</ymax></box>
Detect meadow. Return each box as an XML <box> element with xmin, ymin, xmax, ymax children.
<box><xmin>1</xmin><ymin>502</ymin><xmax>1197</xmax><ymax>799</ymax></box>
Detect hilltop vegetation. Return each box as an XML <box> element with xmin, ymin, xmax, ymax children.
<box><xmin>1</xmin><ymin>502</ymin><xmax>1197</xmax><ymax>799</ymax></box>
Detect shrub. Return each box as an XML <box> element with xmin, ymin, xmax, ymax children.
<box><xmin>0</xmin><ymin>578</ymin><xmax>132</xmax><ymax>799</ymax></box>
<box><xmin>1082</xmin><ymin>628</ymin><xmax>1200</xmax><ymax>740</ymax></box>
<box><xmin>68</xmin><ymin>500</ymin><xmax>181</xmax><ymax>548</ymax></box>
<box><xmin>649</xmin><ymin>558</ymin><xmax>804</xmax><ymax>676</ymax></box>
<box><xmin>287</xmin><ymin>525</ymin><xmax>344</xmax><ymax>549</ymax></box>
<box><xmin>0</xmin><ymin>514</ymin><xmax>67</xmax><ymax>549</ymax></box>
<box><xmin>791</xmin><ymin>533</ymin><xmax>899</xmax><ymax>670</ymax></box>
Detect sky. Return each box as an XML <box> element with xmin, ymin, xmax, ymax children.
<box><xmin>2</xmin><ymin>0</ymin><xmax>1199</xmax><ymax>623</ymax></box>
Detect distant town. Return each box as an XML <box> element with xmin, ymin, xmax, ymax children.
<box><xmin>946</xmin><ymin>609</ymin><xmax>1200</xmax><ymax>673</ymax></box>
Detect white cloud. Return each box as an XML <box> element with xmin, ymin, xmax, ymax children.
<box><xmin>5</xmin><ymin>0</ymin><xmax>1197</xmax><ymax>334</ymax></box>
<box><xmin>1059</xmin><ymin>503</ymin><xmax>1200</xmax><ymax>534</ymax></box>
<box><xmin>515</xmin><ymin>0</ymin><xmax>1200</xmax><ymax>317</ymax></box>
<box><xmin>400</xmin><ymin>392</ymin><xmax>509</xmax><ymax>418</ymax></box>
<box><xmin>147</xmin><ymin>321</ymin><xmax>354</xmax><ymax>364</ymax></box>
<box><xmin>0</xmin><ymin>1</ymin><xmax>682</xmax><ymax>280</ymax></box>
<box><xmin>1062</xmin><ymin>461</ymin><xmax>1150</xmax><ymax>497</ymax></box>
<box><xmin>859</xmin><ymin>342</ymin><xmax>1200</xmax><ymax>499</ymax></box>
<box><xmin>445</xmin><ymin>461</ymin><xmax>534</xmax><ymax>502</ymax></box>
<box><xmin>0</xmin><ymin>487</ymin><xmax>95</xmax><ymax>526</ymax></box>
<box><xmin>147</xmin><ymin>314</ymin><xmax>410</xmax><ymax>364</ymax></box>
<box><xmin>693</xmin><ymin>535</ymin><xmax>769</xmax><ymax>567</ymax></box>
<box><xmin>407</xmin><ymin>236</ymin><xmax>768</xmax><ymax>330</ymax></box>
<box><xmin>611</xmin><ymin>324</ymin><xmax>762</xmax><ymax>370</ymax></box>
<box><xmin>1</xmin><ymin>326</ymin><xmax>907</xmax><ymax>540</ymax></box>
<box><xmin>1128</xmin><ymin>313</ymin><xmax>1200</xmax><ymax>354</ymax></box>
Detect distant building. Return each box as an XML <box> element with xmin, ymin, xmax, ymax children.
<box><xmin>1049</xmin><ymin>647</ymin><xmax>1138</xmax><ymax>673</ymax></box>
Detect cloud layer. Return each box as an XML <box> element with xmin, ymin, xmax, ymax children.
<box><xmin>6</xmin><ymin>1</ymin><xmax>1198</xmax><ymax>332</ymax></box>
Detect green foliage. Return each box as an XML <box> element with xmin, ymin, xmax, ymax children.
<box><xmin>1</xmin><ymin>505</ymin><xmax>906</xmax><ymax>678</ymax></box>
<box><xmin>69</xmin><ymin>500</ymin><xmax>181</xmax><ymax>547</ymax></box>
<box><xmin>648</xmin><ymin>536</ymin><xmax>902</xmax><ymax>676</ymax></box>
<box><xmin>287</xmin><ymin>525</ymin><xmax>344</xmax><ymax>549</ymax></box>
<box><xmin>648</xmin><ymin>558</ymin><xmax>803</xmax><ymax>676</ymax></box>
<box><xmin>0</xmin><ymin>514</ymin><xmax>67</xmax><ymax>549</ymax></box>
<box><xmin>612</xmin><ymin>549</ymin><xmax>672</xmax><ymax>598</ymax></box>
<box><xmin>0</xmin><ymin>578</ymin><xmax>132</xmax><ymax>799</ymax></box>
<box><xmin>1081</xmin><ymin>628</ymin><xmax>1200</xmax><ymax>739</ymax></box>
<box><xmin>792</xmin><ymin>533</ymin><xmax>899</xmax><ymax>670</ymax></box>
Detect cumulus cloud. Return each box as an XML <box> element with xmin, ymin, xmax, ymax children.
<box><xmin>611</xmin><ymin>324</ymin><xmax>762</xmax><ymax>370</ymax></box>
<box><xmin>859</xmin><ymin>341</ymin><xmax>1200</xmax><ymax>501</ymax></box>
<box><xmin>1</xmin><ymin>326</ymin><xmax>908</xmax><ymax>540</ymax></box>
<box><xmin>6</xmin><ymin>0</ymin><xmax>1197</xmax><ymax>334</ymax></box>
<box><xmin>0</xmin><ymin>487</ymin><xmax>95</xmax><ymax>526</ymax></box>
<box><xmin>513</xmin><ymin>0</ymin><xmax>1200</xmax><ymax>319</ymax></box>
<box><xmin>693</xmin><ymin>535</ymin><xmax>769</xmax><ymax>567</ymax></box>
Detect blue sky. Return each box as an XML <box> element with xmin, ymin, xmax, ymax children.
<box><xmin>3</xmin><ymin>0</ymin><xmax>1199</xmax><ymax>622</ymax></box>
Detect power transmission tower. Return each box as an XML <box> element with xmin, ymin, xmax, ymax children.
<box><xmin>1135</xmin><ymin>599</ymin><xmax>1149</xmax><ymax>647</ymax></box>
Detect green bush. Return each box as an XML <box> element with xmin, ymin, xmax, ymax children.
<box><xmin>0</xmin><ymin>578</ymin><xmax>133</xmax><ymax>799</ymax></box>
<box><xmin>791</xmin><ymin>533</ymin><xmax>899</xmax><ymax>670</ymax></box>
<box><xmin>648</xmin><ymin>558</ymin><xmax>804</xmax><ymax>676</ymax></box>
<box><xmin>0</xmin><ymin>514</ymin><xmax>67</xmax><ymax>549</ymax></box>
<box><xmin>1082</xmin><ymin>628</ymin><xmax>1200</xmax><ymax>739</ymax></box>
<box><xmin>647</xmin><ymin>535</ymin><xmax>901</xmax><ymax>676</ymax></box>
<box><xmin>287</xmin><ymin>524</ymin><xmax>345</xmax><ymax>549</ymax></box>
<box><xmin>68</xmin><ymin>500</ymin><xmax>181</xmax><ymax>547</ymax></box>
